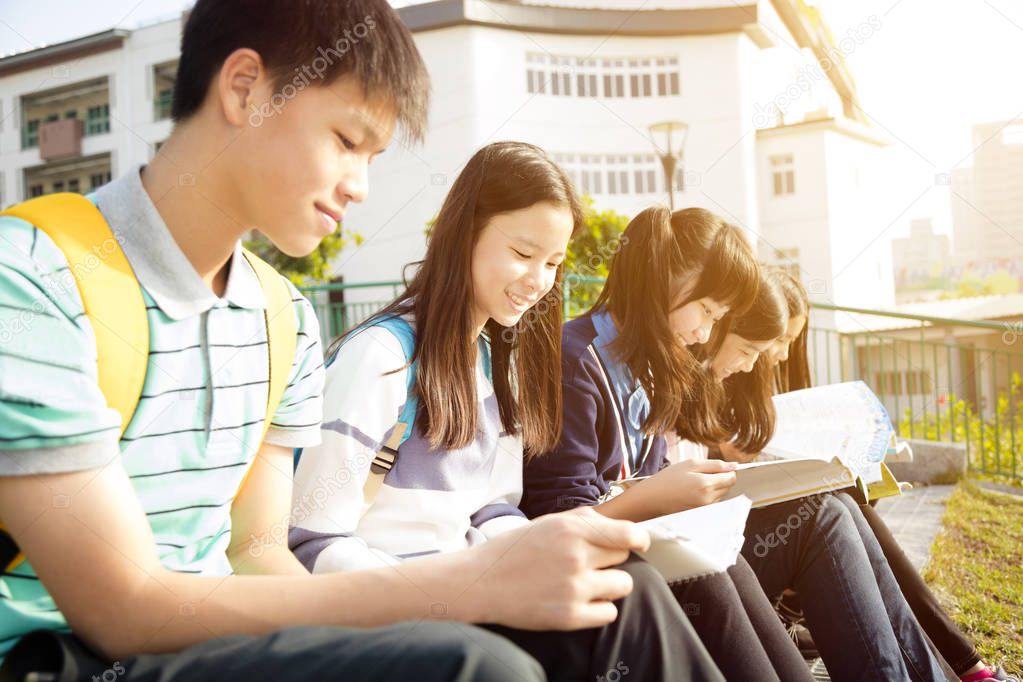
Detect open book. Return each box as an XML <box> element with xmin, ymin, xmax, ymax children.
<box><xmin>719</xmin><ymin>381</ymin><xmax>905</xmax><ymax>508</ymax></box>
<box><xmin>724</xmin><ymin>457</ymin><xmax>864</xmax><ymax>508</ymax></box>
<box><xmin>638</xmin><ymin>495</ymin><xmax>752</xmax><ymax>583</ymax></box>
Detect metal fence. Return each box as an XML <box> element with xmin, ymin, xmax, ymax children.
<box><xmin>808</xmin><ymin>303</ymin><xmax>1022</xmax><ymax>484</ymax></box>
<box><xmin>300</xmin><ymin>279</ymin><xmax>1023</xmax><ymax>484</ymax></box>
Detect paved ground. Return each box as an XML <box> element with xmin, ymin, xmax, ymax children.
<box><xmin>807</xmin><ymin>485</ymin><xmax>955</xmax><ymax>681</ymax></box>
<box><xmin>875</xmin><ymin>484</ymin><xmax>955</xmax><ymax>571</ymax></box>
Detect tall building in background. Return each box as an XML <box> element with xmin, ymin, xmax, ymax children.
<box><xmin>890</xmin><ymin>218</ymin><xmax>951</xmax><ymax>297</ymax></box>
<box><xmin>0</xmin><ymin>0</ymin><xmax>895</xmax><ymax>308</ymax></box>
<box><xmin>951</xmin><ymin>119</ymin><xmax>1023</xmax><ymax>265</ymax></box>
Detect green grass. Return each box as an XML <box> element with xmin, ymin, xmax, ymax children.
<box><xmin>923</xmin><ymin>481</ymin><xmax>1023</xmax><ymax>676</ymax></box>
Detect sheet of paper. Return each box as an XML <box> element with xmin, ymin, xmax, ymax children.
<box><xmin>763</xmin><ymin>381</ymin><xmax>894</xmax><ymax>480</ymax></box>
<box><xmin>638</xmin><ymin>496</ymin><xmax>752</xmax><ymax>582</ymax></box>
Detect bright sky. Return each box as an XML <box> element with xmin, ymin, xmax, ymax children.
<box><xmin>1</xmin><ymin>0</ymin><xmax>1018</xmax><ymax>241</ymax></box>
<box><xmin>814</xmin><ymin>0</ymin><xmax>1023</xmax><ymax>240</ymax></box>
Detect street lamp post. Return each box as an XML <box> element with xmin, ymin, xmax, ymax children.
<box><xmin>648</xmin><ymin>120</ymin><xmax>689</xmax><ymax>211</ymax></box>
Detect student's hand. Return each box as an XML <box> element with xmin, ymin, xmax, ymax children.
<box><xmin>718</xmin><ymin>441</ymin><xmax>758</xmax><ymax>463</ymax></box>
<box><xmin>636</xmin><ymin>458</ymin><xmax>738</xmax><ymax>516</ymax></box>
<box><xmin>463</xmin><ymin>506</ymin><xmax>649</xmax><ymax>631</ymax></box>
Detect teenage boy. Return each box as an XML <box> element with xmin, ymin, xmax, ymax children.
<box><xmin>0</xmin><ymin>2</ymin><xmax>721</xmax><ymax>681</ymax></box>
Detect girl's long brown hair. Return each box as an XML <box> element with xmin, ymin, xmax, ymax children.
<box><xmin>715</xmin><ymin>274</ymin><xmax>788</xmax><ymax>452</ymax></box>
<box><xmin>593</xmin><ymin>206</ymin><xmax>759</xmax><ymax>443</ymax></box>
<box><xmin>770</xmin><ymin>269</ymin><xmax>812</xmax><ymax>393</ymax></box>
<box><xmin>329</xmin><ymin>141</ymin><xmax>583</xmax><ymax>456</ymax></box>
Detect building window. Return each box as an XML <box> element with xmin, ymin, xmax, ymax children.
<box><xmin>155</xmin><ymin>88</ymin><xmax>173</xmax><ymax>120</ymax></box>
<box><xmin>875</xmin><ymin>370</ymin><xmax>932</xmax><ymax>396</ymax></box>
<box><xmin>89</xmin><ymin>172</ymin><xmax>111</xmax><ymax>190</ymax></box>
<box><xmin>22</xmin><ymin>119</ymin><xmax>39</xmax><ymax>148</ymax></box>
<box><xmin>29</xmin><ymin>184</ymin><xmax>44</xmax><ymax>198</ymax></box>
<box><xmin>772</xmin><ymin>247</ymin><xmax>801</xmax><ymax>279</ymax></box>
<box><xmin>68</xmin><ymin>178</ymin><xmax>80</xmax><ymax>193</ymax></box>
<box><xmin>770</xmin><ymin>154</ymin><xmax>795</xmax><ymax>196</ymax></box>
<box><xmin>554</xmin><ymin>153</ymin><xmax>679</xmax><ymax>197</ymax></box>
<box><xmin>526</xmin><ymin>52</ymin><xmax>679</xmax><ymax>99</ymax></box>
<box><xmin>52</xmin><ymin>181</ymin><xmax>64</xmax><ymax>193</ymax></box>
<box><xmin>85</xmin><ymin>104</ymin><xmax>110</xmax><ymax>135</ymax></box>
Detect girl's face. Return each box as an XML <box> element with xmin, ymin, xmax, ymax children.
<box><xmin>470</xmin><ymin>201</ymin><xmax>574</xmax><ymax>332</ymax></box>
<box><xmin>668</xmin><ymin>281</ymin><xmax>729</xmax><ymax>346</ymax></box>
<box><xmin>711</xmin><ymin>333</ymin><xmax>776</xmax><ymax>379</ymax></box>
<box><xmin>764</xmin><ymin>313</ymin><xmax>807</xmax><ymax>367</ymax></box>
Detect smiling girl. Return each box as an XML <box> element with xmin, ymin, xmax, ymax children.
<box><xmin>289</xmin><ymin>142</ymin><xmax>723</xmax><ymax>681</ymax></box>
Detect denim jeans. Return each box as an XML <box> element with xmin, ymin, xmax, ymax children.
<box><xmin>670</xmin><ymin>556</ymin><xmax>813</xmax><ymax>682</ymax></box>
<box><xmin>741</xmin><ymin>493</ymin><xmax>945</xmax><ymax>682</ymax></box>
<box><xmin>1</xmin><ymin>623</ymin><xmax>546</xmax><ymax>682</ymax></box>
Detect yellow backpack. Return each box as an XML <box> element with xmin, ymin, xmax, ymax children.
<box><xmin>0</xmin><ymin>193</ymin><xmax>297</xmax><ymax>571</ymax></box>
<box><xmin>0</xmin><ymin>192</ymin><xmax>296</xmax><ymax>438</ymax></box>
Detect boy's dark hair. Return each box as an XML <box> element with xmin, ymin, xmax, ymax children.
<box><xmin>172</xmin><ymin>0</ymin><xmax>430</xmax><ymax>143</ymax></box>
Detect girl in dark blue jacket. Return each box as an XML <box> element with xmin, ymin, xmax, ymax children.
<box><xmin>523</xmin><ymin>206</ymin><xmax>945</xmax><ymax>682</ymax></box>
<box><xmin>523</xmin><ymin>206</ymin><xmax>815</xmax><ymax>682</ymax></box>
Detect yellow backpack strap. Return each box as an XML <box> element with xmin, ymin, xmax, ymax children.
<box><xmin>0</xmin><ymin>193</ymin><xmax>148</xmax><ymax>436</ymax></box>
<box><xmin>241</xmin><ymin>249</ymin><xmax>298</xmax><ymax>441</ymax></box>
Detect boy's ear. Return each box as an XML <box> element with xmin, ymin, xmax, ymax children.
<box><xmin>216</xmin><ymin>48</ymin><xmax>267</xmax><ymax>128</ymax></box>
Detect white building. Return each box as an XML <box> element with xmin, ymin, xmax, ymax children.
<box><xmin>0</xmin><ymin>16</ymin><xmax>181</xmax><ymax>206</ymax></box>
<box><xmin>0</xmin><ymin>0</ymin><xmax>895</xmax><ymax>310</ymax></box>
<box><xmin>345</xmin><ymin>0</ymin><xmax>894</xmax><ymax>310</ymax></box>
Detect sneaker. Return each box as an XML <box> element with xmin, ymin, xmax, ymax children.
<box><xmin>775</xmin><ymin>591</ymin><xmax>820</xmax><ymax>660</ymax></box>
<box><xmin>984</xmin><ymin>666</ymin><xmax>1021</xmax><ymax>682</ymax></box>
<box><xmin>787</xmin><ymin>623</ymin><xmax>820</xmax><ymax>660</ymax></box>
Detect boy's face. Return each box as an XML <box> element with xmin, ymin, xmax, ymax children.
<box><xmin>229</xmin><ymin>75</ymin><xmax>396</xmax><ymax>257</ymax></box>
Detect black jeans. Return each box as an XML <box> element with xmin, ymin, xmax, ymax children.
<box><xmin>1</xmin><ymin>555</ymin><xmax>724</xmax><ymax>682</ymax></box>
<box><xmin>670</xmin><ymin>556</ymin><xmax>813</xmax><ymax>682</ymax></box>
<box><xmin>856</xmin><ymin>500</ymin><xmax>978</xmax><ymax>675</ymax></box>
<box><xmin>487</xmin><ymin>554</ymin><xmax>725</xmax><ymax>682</ymax></box>
<box><xmin>0</xmin><ymin>622</ymin><xmax>544</xmax><ymax>682</ymax></box>
<box><xmin>742</xmin><ymin>493</ymin><xmax>945</xmax><ymax>682</ymax></box>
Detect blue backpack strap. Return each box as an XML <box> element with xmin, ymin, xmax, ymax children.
<box><xmin>293</xmin><ymin>315</ymin><xmax>417</xmax><ymax>471</ymax></box>
<box><xmin>374</xmin><ymin>315</ymin><xmax>418</xmax><ymax>446</ymax></box>
<box><xmin>479</xmin><ymin>333</ymin><xmax>492</xmax><ymax>384</ymax></box>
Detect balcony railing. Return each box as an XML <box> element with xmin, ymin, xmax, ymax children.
<box><xmin>300</xmin><ymin>277</ymin><xmax>1023</xmax><ymax>484</ymax></box>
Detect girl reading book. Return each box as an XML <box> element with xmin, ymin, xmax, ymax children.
<box><xmin>289</xmin><ymin>142</ymin><xmax>723</xmax><ymax>681</ymax></box>
<box><xmin>696</xmin><ymin>270</ymin><xmax>946</xmax><ymax>681</ymax></box>
<box><xmin>757</xmin><ymin>269</ymin><xmax>1017</xmax><ymax>682</ymax></box>
<box><xmin>521</xmin><ymin>206</ymin><xmax>817</xmax><ymax>682</ymax></box>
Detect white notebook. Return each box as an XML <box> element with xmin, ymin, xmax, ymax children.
<box><xmin>637</xmin><ymin>495</ymin><xmax>752</xmax><ymax>583</ymax></box>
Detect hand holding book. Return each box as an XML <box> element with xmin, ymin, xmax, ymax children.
<box><xmin>601</xmin><ymin>459</ymin><xmax>738</xmax><ymax>522</ymax></box>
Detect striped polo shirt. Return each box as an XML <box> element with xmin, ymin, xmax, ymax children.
<box><xmin>0</xmin><ymin>167</ymin><xmax>325</xmax><ymax>661</ymax></box>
